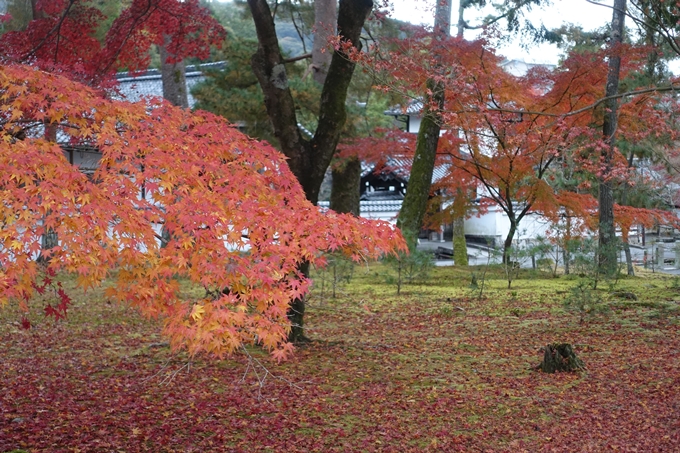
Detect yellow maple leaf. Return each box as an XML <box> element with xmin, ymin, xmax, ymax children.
<box><xmin>190</xmin><ymin>303</ymin><xmax>205</xmax><ymax>322</ymax></box>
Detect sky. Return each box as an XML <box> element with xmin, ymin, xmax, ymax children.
<box><xmin>390</xmin><ymin>0</ymin><xmax>615</xmax><ymax>65</ymax></box>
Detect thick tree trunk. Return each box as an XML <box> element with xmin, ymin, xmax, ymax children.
<box><xmin>313</xmin><ymin>0</ymin><xmax>360</xmax><ymax>216</ymax></box>
<box><xmin>248</xmin><ymin>0</ymin><xmax>371</xmax><ymax>204</ymax></box>
<box><xmin>30</xmin><ymin>0</ymin><xmax>44</xmax><ymax>20</ymax></box>
<box><xmin>330</xmin><ymin>156</ymin><xmax>361</xmax><ymax>215</ymax></box>
<box><xmin>598</xmin><ymin>0</ymin><xmax>626</xmax><ymax>276</ymax></box>
<box><xmin>248</xmin><ymin>0</ymin><xmax>373</xmax><ymax>342</ymax></box>
<box><xmin>160</xmin><ymin>35</ymin><xmax>189</xmax><ymax>109</ymax></box>
<box><xmin>398</xmin><ymin>90</ymin><xmax>443</xmax><ymax>248</ymax></box>
<box><xmin>397</xmin><ymin>0</ymin><xmax>451</xmax><ymax>250</ymax></box>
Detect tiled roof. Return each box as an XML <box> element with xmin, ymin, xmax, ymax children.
<box><xmin>115</xmin><ymin>61</ymin><xmax>226</xmax><ymax>108</ymax></box>
<box><xmin>362</xmin><ymin>156</ymin><xmax>450</xmax><ymax>184</ymax></box>
<box><xmin>115</xmin><ymin>62</ymin><xmax>314</xmax><ymax>137</ymax></box>
<box><xmin>318</xmin><ymin>199</ymin><xmax>402</xmax><ymax>213</ymax></box>
<box><xmin>384</xmin><ymin>99</ymin><xmax>423</xmax><ymax>117</ymax></box>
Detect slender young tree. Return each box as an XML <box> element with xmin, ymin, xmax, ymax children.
<box><xmin>598</xmin><ymin>0</ymin><xmax>626</xmax><ymax>276</ymax></box>
<box><xmin>397</xmin><ymin>0</ymin><xmax>452</xmax><ymax>250</ymax></box>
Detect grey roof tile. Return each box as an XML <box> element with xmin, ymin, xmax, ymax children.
<box><xmin>115</xmin><ymin>62</ymin><xmax>226</xmax><ymax>109</ymax></box>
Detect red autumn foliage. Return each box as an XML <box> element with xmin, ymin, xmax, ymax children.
<box><xmin>0</xmin><ymin>0</ymin><xmax>225</xmax><ymax>87</ymax></box>
<box><xmin>349</xmin><ymin>27</ymin><xmax>680</xmax><ymax>248</ymax></box>
<box><xmin>2</xmin><ymin>269</ymin><xmax>679</xmax><ymax>452</ymax></box>
<box><xmin>0</xmin><ymin>63</ymin><xmax>405</xmax><ymax>358</ymax></box>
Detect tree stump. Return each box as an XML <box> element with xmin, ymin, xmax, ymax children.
<box><xmin>537</xmin><ymin>343</ymin><xmax>585</xmax><ymax>373</ymax></box>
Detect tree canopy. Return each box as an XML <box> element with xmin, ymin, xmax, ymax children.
<box><xmin>0</xmin><ymin>64</ymin><xmax>405</xmax><ymax>358</ymax></box>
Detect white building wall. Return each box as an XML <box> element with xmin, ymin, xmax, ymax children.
<box><xmin>408</xmin><ymin>116</ymin><xmax>421</xmax><ymax>134</ymax></box>
<box><xmin>464</xmin><ymin>205</ymin><xmax>552</xmax><ymax>245</ymax></box>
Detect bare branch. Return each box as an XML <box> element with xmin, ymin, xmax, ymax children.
<box><xmin>484</xmin><ymin>84</ymin><xmax>680</xmax><ymax>118</ymax></box>
<box><xmin>283</xmin><ymin>52</ymin><xmax>312</xmax><ymax>63</ymax></box>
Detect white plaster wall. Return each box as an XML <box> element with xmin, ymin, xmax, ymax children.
<box><xmin>464</xmin><ymin>206</ymin><xmax>553</xmax><ymax>244</ymax></box>
<box><xmin>408</xmin><ymin>116</ymin><xmax>421</xmax><ymax>134</ymax></box>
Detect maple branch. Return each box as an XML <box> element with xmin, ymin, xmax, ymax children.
<box><xmin>239</xmin><ymin>345</ymin><xmax>302</xmax><ymax>399</ymax></box>
<box><xmin>98</xmin><ymin>0</ymin><xmax>161</xmax><ymax>77</ymax></box>
<box><xmin>283</xmin><ymin>52</ymin><xmax>312</xmax><ymax>64</ymax></box>
<box><xmin>289</xmin><ymin>5</ymin><xmax>309</xmax><ymax>56</ymax></box>
<box><xmin>154</xmin><ymin>232</ymin><xmax>169</xmax><ymax>247</ymax></box>
<box><xmin>159</xmin><ymin>361</ymin><xmax>192</xmax><ymax>385</ymax></box>
<box><xmin>485</xmin><ymin>84</ymin><xmax>680</xmax><ymax>118</ymax></box>
<box><xmin>22</xmin><ymin>0</ymin><xmax>77</xmax><ymax>63</ymax></box>
<box><xmin>460</xmin><ymin>0</ymin><xmax>539</xmax><ymax>31</ymax></box>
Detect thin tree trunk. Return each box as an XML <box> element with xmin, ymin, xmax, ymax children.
<box><xmin>397</xmin><ymin>0</ymin><xmax>451</xmax><ymax>250</ymax></box>
<box><xmin>287</xmin><ymin>261</ymin><xmax>310</xmax><ymax>343</ymax></box>
<box><xmin>38</xmin><ymin>130</ymin><xmax>58</xmax><ymax>261</ymax></box>
<box><xmin>452</xmin><ymin>214</ymin><xmax>467</xmax><ymax>265</ymax></box>
<box><xmin>158</xmin><ymin>35</ymin><xmax>188</xmax><ymax>248</ymax></box>
<box><xmin>311</xmin><ymin>0</ymin><xmax>336</xmax><ymax>85</ymax></box>
<box><xmin>29</xmin><ymin>0</ymin><xmax>59</xmax><ymax>262</ymax></box>
<box><xmin>451</xmin><ymin>3</ymin><xmax>468</xmax><ymax>262</ymax></box>
<box><xmin>620</xmin><ymin>152</ymin><xmax>636</xmax><ymax>276</ymax></box>
<box><xmin>456</xmin><ymin>0</ymin><xmax>465</xmax><ymax>38</ymax></box>
<box><xmin>563</xmin><ymin>216</ymin><xmax>571</xmax><ymax>275</ymax></box>
<box><xmin>617</xmin><ymin>0</ymin><xmax>657</xmax><ymax>277</ymax></box>
<box><xmin>623</xmin><ymin>242</ymin><xmax>634</xmax><ymax>275</ymax></box>
<box><xmin>503</xmin><ymin>221</ymin><xmax>518</xmax><ymax>265</ymax></box>
<box><xmin>598</xmin><ymin>0</ymin><xmax>626</xmax><ymax>276</ymax></box>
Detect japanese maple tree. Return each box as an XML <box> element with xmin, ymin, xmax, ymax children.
<box><xmin>354</xmin><ymin>25</ymin><xmax>680</xmax><ymax>266</ymax></box>
<box><xmin>0</xmin><ymin>0</ymin><xmax>225</xmax><ymax>87</ymax></box>
<box><xmin>0</xmin><ymin>64</ymin><xmax>405</xmax><ymax>359</ymax></box>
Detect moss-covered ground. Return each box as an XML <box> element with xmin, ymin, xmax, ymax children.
<box><xmin>1</xmin><ymin>264</ymin><xmax>679</xmax><ymax>452</ymax></box>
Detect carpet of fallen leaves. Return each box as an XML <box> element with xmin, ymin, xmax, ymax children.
<box><xmin>2</xmin><ymin>265</ymin><xmax>680</xmax><ymax>452</ymax></box>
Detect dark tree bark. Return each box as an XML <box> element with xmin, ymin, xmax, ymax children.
<box><xmin>456</xmin><ymin>0</ymin><xmax>465</xmax><ymax>38</ymax></box>
<box><xmin>247</xmin><ymin>0</ymin><xmax>373</xmax><ymax>342</ymax></box>
<box><xmin>537</xmin><ymin>343</ymin><xmax>585</xmax><ymax>373</ymax></box>
<box><xmin>598</xmin><ymin>0</ymin><xmax>626</xmax><ymax>276</ymax></box>
<box><xmin>248</xmin><ymin>0</ymin><xmax>371</xmax><ymax>205</ymax></box>
<box><xmin>330</xmin><ymin>156</ymin><xmax>361</xmax><ymax>216</ymax></box>
<box><xmin>397</xmin><ymin>0</ymin><xmax>451</xmax><ymax>250</ymax></box>
<box><xmin>312</xmin><ymin>0</ymin><xmax>360</xmax><ymax>216</ymax></box>
<box><xmin>503</xmin><ymin>220</ymin><xmax>518</xmax><ymax>265</ymax></box>
<box><xmin>563</xmin><ymin>216</ymin><xmax>572</xmax><ymax>275</ymax></box>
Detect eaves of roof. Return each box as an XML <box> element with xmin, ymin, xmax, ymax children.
<box><xmin>114</xmin><ymin>61</ymin><xmax>226</xmax><ymax>109</ymax></box>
